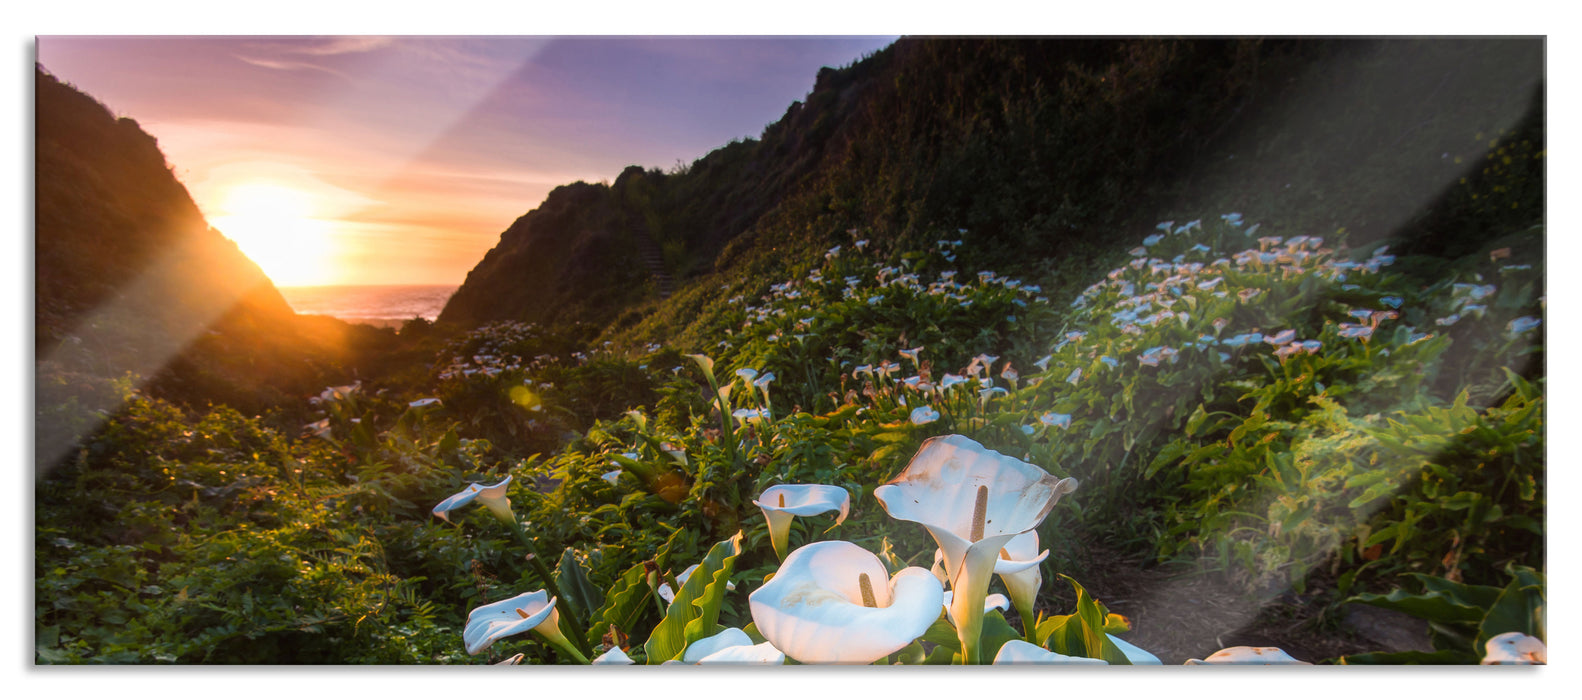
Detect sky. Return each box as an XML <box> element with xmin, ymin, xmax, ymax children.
<box><xmin>35</xmin><ymin>35</ymin><xmax>898</xmax><ymax>286</ymax></box>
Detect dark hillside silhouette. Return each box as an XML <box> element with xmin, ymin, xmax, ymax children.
<box><xmin>34</xmin><ymin>66</ymin><xmax>389</xmax><ymax>469</ymax></box>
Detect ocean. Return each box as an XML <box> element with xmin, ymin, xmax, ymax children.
<box><xmin>278</xmin><ymin>284</ymin><xmax>458</xmax><ymax>328</ymax></box>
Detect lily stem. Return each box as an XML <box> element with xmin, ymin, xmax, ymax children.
<box><xmin>541</xmin><ymin>633</ymin><xmax>591</xmax><ymax>665</ymax></box>
<box><xmin>509</xmin><ymin>523</ymin><xmax>594</xmax><ymax>658</ymax></box>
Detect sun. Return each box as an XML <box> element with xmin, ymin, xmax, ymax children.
<box><xmin>208</xmin><ymin>182</ymin><xmax>335</xmax><ymax>287</ymax></box>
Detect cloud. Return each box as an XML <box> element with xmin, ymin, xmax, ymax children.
<box><xmin>285</xmin><ymin>36</ymin><xmax>394</xmax><ymax>56</ymax></box>
<box><xmin>232</xmin><ymin>55</ymin><xmax>354</xmax><ymax>82</ymax></box>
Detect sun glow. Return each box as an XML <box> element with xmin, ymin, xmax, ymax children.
<box><xmin>209</xmin><ymin>182</ymin><xmax>336</xmax><ymax>287</ymax></box>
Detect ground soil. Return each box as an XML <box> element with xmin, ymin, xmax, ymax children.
<box><xmin>1046</xmin><ymin>542</ymin><xmax>1434</xmax><ymax>665</ymax></box>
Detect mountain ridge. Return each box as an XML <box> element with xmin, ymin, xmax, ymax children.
<box><xmin>439</xmin><ymin>38</ymin><xmax>1544</xmax><ymax>348</ymax></box>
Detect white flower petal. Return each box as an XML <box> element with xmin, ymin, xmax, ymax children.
<box><xmin>1482</xmin><ymin>632</ymin><xmax>1546</xmax><ymax>664</ymax></box>
<box><xmin>695</xmin><ymin>641</ymin><xmax>786</xmax><ymax>665</ymax></box>
<box><xmin>682</xmin><ymin>627</ymin><xmax>755</xmax><ymax>663</ymax></box>
<box><xmin>1185</xmin><ymin>646</ymin><xmax>1309</xmax><ymax>664</ymax></box>
<box><xmin>463</xmin><ymin>590</ymin><xmax>557</xmax><ymax>655</ymax></box>
<box><xmin>1108</xmin><ymin>634</ymin><xmax>1162</xmax><ymax>664</ymax></box>
<box><xmin>994</xmin><ymin>639</ymin><xmax>1108</xmax><ymax>665</ymax></box>
<box><xmin>749</xmin><ymin>541</ymin><xmax>944</xmax><ymax>664</ymax></box>
<box><xmin>875</xmin><ymin>435</ymin><xmax>1076</xmax><ymax>586</ymax></box>
<box><xmin>433</xmin><ymin>476</ymin><xmax>513</xmax><ymax>523</ymax></box>
<box><xmin>875</xmin><ymin>436</ymin><xmax>1077</xmax><ymax>662</ymax></box>
<box><xmin>754</xmin><ymin>484</ymin><xmax>853</xmax><ymax>559</ymax></box>
<box><xmin>591</xmin><ymin>646</ymin><xmax>635</xmax><ymax>665</ymax></box>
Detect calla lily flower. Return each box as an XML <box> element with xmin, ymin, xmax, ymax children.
<box><xmin>601</xmin><ymin>469</ymin><xmax>622</xmax><ymax>485</ymax></box>
<box><xmin>681</xmin><ymin>627</ymin><xmax>785</xmax><ymax>665</ymax></box>
<box><xmin>1185</xmin><ymin>646</ymin><xmax>1309</xmax><ymax>664</ymax></box>
<box><xmin>494</xmin><ymin>652</ymin><xmax>525</xmax><ymax>665</ymax></box>
<box><xmin>1481</xmin><ymin>631</ymin><xmax>1546</xmax><ymax>664</ymax></box>
<box><xmin>753</xmin><ymin>484</ymin><xmax>851</xmax><ymax>560</ymax></box>
<box><xmin>990</xmin><ymin>531</ymin><xmax>1048</xmax><ymax>634</ymax></box>
<box><xmin>994</xmin><ymin>640</ymin><xmax>1108</xmax><ymax>665</ymax></box>
<box><xmin>657</xmin><ymin>563</ymin><xmax>736</xmax><ymax>604</ymax></box>
<box><xmin>910</xmin><ymin>406</ymin><xmax>940</xmax><ymax>425</ymax></box>
<box><xmin>432</xmin><ymin>475</ymin><xmax>514</xmax><ymax>524</ymax></box>
<box><xmin>874</xmin><ymin>435</ymin><xmax>1078</xmax><ymax>663</ymax></box>
<box><xmin>749</xmin><ymin>540</ymin><xmax>945</xmax><ymax>664</ymax></box>
<box><xmin>1109</xmin><ymin>634</ymin><xmax>1162</xmax><ymax>664</ymax></box>
<box><xmin>463</xmin><ymin>590</ymin><xmax>563</xmax><ymax>656</ymax></box>
<box><xmin>591</xmin><ymin>646</ymin><xmax>635</xmax><ymax>665</ymax></box>
<box><xmin>408</xmin><ymin>397</ymin><xmax>441</xmax><ymax>408</ymax></box>
<box><xmin>1040</xmin><ymin>412</ymin><xmax>1072</xmax><ymax>429</ymax></box>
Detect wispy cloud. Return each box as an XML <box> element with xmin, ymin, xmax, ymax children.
<box><xmin>232</xmin><ymin>55</ymin><xmax>354</xmax><ymax>81</ymax></box>
<box><xmin>283</xmin><ymin>36</ymin><xmax>394</xmax><ymax>56</ymax></box>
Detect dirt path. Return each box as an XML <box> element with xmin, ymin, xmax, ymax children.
<box><xmin>1054</xmin><ymin>543</ymin><xmax>1433</xmax><ymax>664</ymax></box>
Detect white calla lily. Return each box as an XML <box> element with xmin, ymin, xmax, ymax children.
<box><xmin>681</xmin><ymin>627</ymin><xmax>785</xmax><ymax>665</ymax></box>
<box><xmin>990</xmin><ymin>531</ymin><xmax>1048</xmax><ymax>637</ymax></box>
<box><xmin>993</xmin><ymin>639</ymin><xmax>1108</xmax><ymax>665</ymax></box>
<box><xmin>1108</xmin><ymin>634</ymin><xmax>1162</xmax><ymax>664</ymax></box>
<box><xmin>494</xmin><ymin>652</ymin><xmax>525</xmax><ymax>665</ymax></box>
<box><xmin>752</xmin><ymin>484</ymin><xmax>851</xmax><ymax>560</ymax></box>
<box><xmin>462</xmin><ymin>590</ymin><xmax>559</xmax><ymax>655</ymax></box>
<box><xmin>1481</xmin><ymin>632</ymin><xmax>1546</xmax><ymax>664</ymax></box>
<box><xmin>591</xmin><ymin>646</ymin><xmax>635</xmax><ymax>664</ymax></box>
<box><xmin>1185</xmin><ymin>646</ymin><xmax>1309</xmax><ymax>664</ymax></box>
<box><xmin>749</xmin><ymin>540</ymin><xmax>945</xmax><ymax>664</ymax></box>
<box><xmin>432</xmin><ymin>475</ymin><xmax>514</xmax><ymax>524</ymax></box>
<box><xmin>874</xmin><ymin>435</ymin><xmax>1078</xmax><ymax>664</ymax></box>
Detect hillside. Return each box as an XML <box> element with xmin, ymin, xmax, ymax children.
<box><xmin>441</xmin><ymin>38</ymin><xmax>1543</xmax><ymax>350</ymax></box>
<box><xmin>34</xmin><ymin>66</ymin><xmax>388</xmax><ymax>468</ymax></box>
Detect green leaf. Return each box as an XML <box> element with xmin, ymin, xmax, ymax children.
<box><xmin>978</xmin><ymin>610</ymin><xmax>1022</xmax><ymax>662</ymax></box>
<box><xmin>589</xmin><ymin>563</ymin><xmax>655</xmax><ymax>649</ymax></box>
<box><xmin>555</xmin><ymin>548</ymin><xmax>603</xmax><ymax>624</ymax></box>
<box><xmin>1185</xmin><ymin>403</ymin><xmax>1208</xmax><ymax>436</ymax></box>
<box><xmin>920</xmin><ymin>616</ymin><xmax>959</xmax><ymax>651</ymax></box>
<box><xmin>1346</xmin><ymin>582</ymin><xmax>1494</xmax><ymax>627</ymax></box>
<box><xmin>643</xmin><ymin>532</ymin><xmax>744</xmax><ymax>663</ymax></box>
<box><xmin>1475</xmin><ymin>566</ymin><xmax>1545</xmax><ymax>650</ymax></box>
<box><xmin>1040</xmin><ymin>576</ymin><xmax>1130</xmax><ymax>663</ymax></box>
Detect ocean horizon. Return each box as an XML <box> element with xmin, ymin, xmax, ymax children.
<box><xmin>278</xmin><ymin>284</ymin><xmax>458</xmax><ymax>325</ymax></box>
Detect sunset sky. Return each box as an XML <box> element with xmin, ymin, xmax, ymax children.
<box><xmin>36</xmin><ymin>36</ymin><xmax>898</xmax><ymax>286</ymax></box>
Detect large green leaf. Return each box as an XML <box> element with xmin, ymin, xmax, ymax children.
<box><xmin>1036</xmin><ymin>576</ymin><xmax>1130</xmax><ymax>664</ymax></box>
<box><xmin>1475</xmin><ymin>565</ymin><xmax>1545</xmax><ymax>650</ymax></box>
<box><xmin>587</xmin><ymin>562</ymin><xmax>652</xmax><ymax>649</ymax></box>
<box><xmin>919</xmin><ymin>616</ymin><xmax>958</xmax><ymax>651</ymax></box>
<box><xmin>978</xmin><ymin>610</ymin><xmax>1021</xmax><ymax>662</ymax></box>
<box><xmin>1347</xmin><ymin>575</ymin><xmax>1501</xmax><ymax>626</ymax></box>
<box><xmin>643</xmin><ymin>532</ymin><xmax>744</xmax><ymax>663</ymax></box>
<box><xmin>555</xmin><ymin>547</ymin><xmax>603</xmax><ymax>625</ymax></box>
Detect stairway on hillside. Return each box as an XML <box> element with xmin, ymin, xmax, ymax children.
<box><xmin>630</xmin><ymin>225</ymin><xmax>675</xmax><ymax>299</ymax></box>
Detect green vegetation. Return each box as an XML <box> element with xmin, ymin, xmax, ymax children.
<box><xmin>35</xmin><ymin>38</ymin><xmax>1543</xmax><ymax>665</ymax></box>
